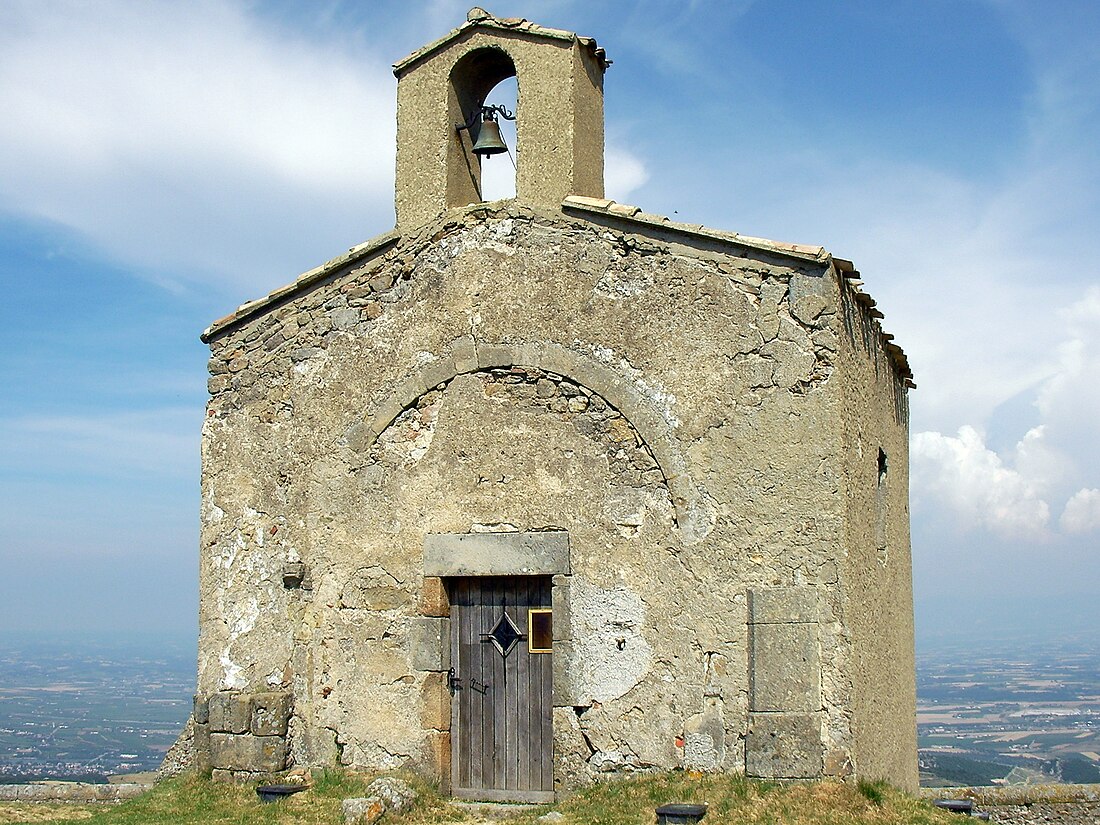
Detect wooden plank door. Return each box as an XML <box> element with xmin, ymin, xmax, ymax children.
<box><xmin>450</xmin><ymin>576</ymin><xmax>553</xmax><ymax>802</ymax></box>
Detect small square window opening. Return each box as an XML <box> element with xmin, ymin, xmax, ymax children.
<box><xmin>529</xmin><ymin>609</ymin><xmax>552</xmax><ymax>653</ymax></box>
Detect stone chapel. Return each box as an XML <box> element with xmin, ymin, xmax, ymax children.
<box><xmin>192</xmin><ymin>8</ymin><xmax>919</xmax><ymax>799</ymax></box>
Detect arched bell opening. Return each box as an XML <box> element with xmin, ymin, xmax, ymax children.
<box><xmin>448</xmin><ymin>46</ymin><xmax>518</xmax><ymax>207</ymax></box>
<box><xmin>479</xmin><ymin>75</ymin><xmax>517</xmax><ymax>201</ymax></box>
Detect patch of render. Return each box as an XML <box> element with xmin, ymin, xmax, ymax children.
<box><xmin>203</xmin><ymin>504</ymin><xmax>286</xmax><ymax>691</ymax></box>
<box><xmin>569</xmin><ymin>577</ymin><xmax>653</xmax><ymax>704</ymax></box>
<box><xmin>339</xmin><ymin>739</ymin><xmax>410</xmax><ymax>771</ymax></box>
<box><xmin>201</xmin><ymin>489</ymin><xmax>225</xmax><ymax>526</ymax></box>
<box><xmin>568</xmin><ymin>220</ymin><xmax>837</xmax><ymax>403</ymax></box>
<box><xmin>437</xmin><ymin>216</ymin><xmax>518</xmax><ymax>259</ymax></box>
<box><xmin>575</xmin><ymin>341</ymin><xmax>681</xmax><ymax>429</ymax></box>
<box><xmin>561</xmin><ymin>704</ymin><xmax>660</xmax><ymax>777</ymax></box>
<box><xmin>592</xmin><ymin>229</ymin><xmax>664</xmax><ymax>298</ymax></box>
<box><xmin>218</xmin><ymin>650</ymin><xmax>247</xmax><ymax>690</ymax></box>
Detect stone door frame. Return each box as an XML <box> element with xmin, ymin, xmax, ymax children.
<box><xmin>416</xmin><ymin>531</ymin><xmax>572</xmax><ymax>798</ymax></box>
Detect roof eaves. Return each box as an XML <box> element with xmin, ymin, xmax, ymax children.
<box><xmin>201</xmin><ymin>230</ymin><xmax>401</xmax><ymax>343</ymax></box>
<box><xmin>830</xmin><ymin>261</ymin><xmax>917</xmax><ymax>388</ymax></box>
<box><xmin>393</xmin><ymin>10</ymin><xmax>608</xmax><ymax>76</ymax></box>
<box><xmin>562</xmin><ymin>195</ymin><xmax>829</xmax><ymax>263</ymax></box>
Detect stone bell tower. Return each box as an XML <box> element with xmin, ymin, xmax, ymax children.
<box><xmin>393</xmin><ymin>7</ymin><xmax>609</xmax><ymax>230</ymax></box>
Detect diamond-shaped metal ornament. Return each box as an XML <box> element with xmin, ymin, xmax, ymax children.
<box><xmin>489</xmin><ymin>610</ymin><xmax>522</xmax><ymax>656</ymax></box>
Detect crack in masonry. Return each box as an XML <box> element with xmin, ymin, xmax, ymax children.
<box><xmin>579</xmin><ymin>730</ymin><xmax>598</xmax><ymax>762</ymax></box>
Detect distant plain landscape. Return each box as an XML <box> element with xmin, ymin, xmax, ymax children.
<box><xmin>0</xmin><ymin>634</ymin><xmax>193</xmax><ymax>783</ymax></box>
<box><xmin>917</xmin><ymin>630</ymin><xmax>1100</xmax><ymax>786</ymax></box>
<box><xmin>0</xmin><ymin>630</ymin><xmax>1097</xmax><ymax>787</ymax></box>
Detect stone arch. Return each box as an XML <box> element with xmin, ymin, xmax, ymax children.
<box><xmin>353</xmin><ymin>339</ymin><xmax>715</xmax><ymax>544</ymax></box>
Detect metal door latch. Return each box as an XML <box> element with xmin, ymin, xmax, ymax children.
<box><xmin>447</xmin><ymin>667</ymin><xmax>462</xmax><ymax>695</ymax></box>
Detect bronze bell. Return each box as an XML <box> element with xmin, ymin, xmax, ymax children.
<box><xmin>471</xmin><ymin>116</ymin><xmax>508</xmax><ymax>157</ymax></box>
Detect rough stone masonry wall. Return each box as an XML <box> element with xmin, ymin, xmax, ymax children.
<box><xmin>835</xmin><ymin>272</ymin><xmax>917</xmax><ymax>790</ymax></box>
<box><xmin>198</xmin><ymin>203</ymin><xmax>889</xmax><ymax>787</ymax></box>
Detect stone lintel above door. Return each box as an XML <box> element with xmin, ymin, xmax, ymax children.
<box><xmin>424</xmin><ymin>532</ymin><xmax>570</xmax><ymax>577</ymax></box>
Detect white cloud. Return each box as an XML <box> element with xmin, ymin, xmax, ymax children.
<box><xmin>0</xmin><ymin>0</ymin><xmax>397</xmax><ymax>291</ymax></box>
<box><xmin>912</xmin><ymin>425</ymin><xmax>1051</xmax><ymax>537</ymax></box>
<box><xmin>1061</xmin><ymin>489</ymin><xmax>1100</xmax><ymax>535</ymax></box>
<box><xmin>911</xmin><ymin>287</ymin><xmax>1100</xmax><ymax>542</ymax></box>
<box><xmin>605</xmin><ymin>146</ymin><xmax>650</xmax><ymax>202</ymax></box>
<box><xmin>1034</xmin><ymin>287</ymin><xmax>1100</xmax><ymax>459</ymax></box>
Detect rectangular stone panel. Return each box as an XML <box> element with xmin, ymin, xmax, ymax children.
<box><xmin>193</xmin><ymin>695</ymin><xmax>210</xmax><ymax>725</ymax></box>
<box><xmin>210</xmin><ymin>733</ymin><xmax>288</xmax><ymax>773</ymax></box>
<box><xmin>193</xmin><ymin>721</ymin><xmax>212</xmax><ymax>772</ymax></box>
<box><xmin>208</xmin><ymin>692</ymin><xmax>251</xmax><ymax>734</ymax></box>
<box><xmin>424</xmin><ymin>532</ymin><xmax>569</xmax><ymax>576</ymax></box>
<box><xmin>749</xmin><ymin>587</ymin><xmax>824</xmax><ymax>624</ymax></box>
<box><xmin>250</xmin><ymin>692</ymin><xmax>292</xmax><ymax>737</ymax></box>
<box><xmin>420</xmin><ymin>576</ymin><xmax>449</xmax><ymax>617</ymax></box>
<box><xmin>745</xmin><ymin>712</ymin><xmax>822</xmax><ymax>778</ymax></box>
<box><xmin>750</xmin><ymin>622</ymin><xmax>821</xmax><ymax>712</ymax></box>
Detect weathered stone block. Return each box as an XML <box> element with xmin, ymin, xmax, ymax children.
<box><xmin>330</xmin><ymin>307</ymin><xmax>359</xmax><ymax>330</ymax></box>
<box><xmin>423</xmin><ymin>731</ymin><xmax>451</xmax><ymax>794</ymax></box>
<box><xmin>749</xmin><ymin>587</ymin><xmax>824</xmax><ymax>624</ymax></box>
<box><xmin>250</xmin><ymin>692</ymin><xmax>292</xmax><ymax>737</ymax></box>
<box><xmin>192</xmin><ymin>721</ymin><xmax>212</xmax><ymax>772</ymax></box>
<box><xmin>751</xmin><ymin>622</ymin><xmax>821</xmax><ymax>712</ymax></box>
<box><xmin>450</xmin><ymin>335</ymin><xmax>477</xmax><ymax>373</ymax></box>
<box><xmin>341</xmin><ymin>572</ymin><xmax>411</xmax><ymax>610</ymax></box>
<box><xmin>367</xmin><ymin>777</ymin><xmax>417</xmax><ymax>813</ymax></box>
<box><xmin>420</xmin><ymin>672</ymin><xmax>449</xmax><ymax>730</ymax></box>
<box><xmin>551</xmin><ymin>576</ymin><xmax>571</xmax><ymax>642</ymax></box>
<box><xmin>551</xmin><ymin>640</ymin><xmax>579</xmax><ymax>707</ymax></box>
<box><xmin>745</xmin><ymin>712</ymin><xmax>822</xmax><ymax>778</ymax></box>
<box><xmin>420</xmin><ymin>577</ymin><xmax>449</xmax><ymax>617</ymax></box>
<box><xmin>475</xmin><ymin>342</ymin><xmax>513</xmax><ymax>369</ymax></box>
<box><xmin>683</xmin><ymin>699</ymin><xmax>725</xmax><ymax>771</ymax></box>
<box><xmin>210</xmin><ymin>733</ymin><xmax>287</xmax><ymax>773</ymax></box>
<box><xmin>424</xmin><ymin>532</ymin><xmax>570</xmax><ymax>576</ymax></box>
<box><xmin>193</xmin><ymin>695</ymin><xmax>210</xmax><ymax>725</ymax></box>
<box><xmin>208</xmin><ymin>692</ymin><xmax>251</xmax><ymax>734</ymax></box>
<box><xmin>410</xmin><ymin>617</ymin><xmax>449</xmax><ymax>672</ymax></box>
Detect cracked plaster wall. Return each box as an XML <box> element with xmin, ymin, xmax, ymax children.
<box><xmin>198</xmin><ymin>203</ymin><xmax>913</xmax><ymax>790</ymax></box>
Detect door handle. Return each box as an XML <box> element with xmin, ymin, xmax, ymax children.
<box><xmin>448</xmin><ymin>667</ymin><xmax>462</xmax><ymax>695</ymax></box>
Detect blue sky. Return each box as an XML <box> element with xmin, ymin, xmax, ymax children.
<box><xmin>1</xmin><ymin>0</ymin><xmax>1097</xmax><ymax>644</ymax></box>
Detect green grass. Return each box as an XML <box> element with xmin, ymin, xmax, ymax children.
<box><xmin>1</xmin><ymin>771</ymin><xmax>961</xmax><ymax>825</ymax></box>
<box><xmin>1</xmin><ymin>771</ymin><xmax>385</xmax><ymax>825</ymax></box>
